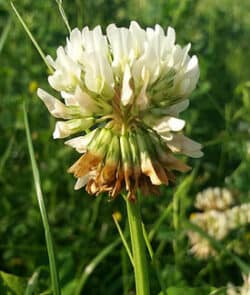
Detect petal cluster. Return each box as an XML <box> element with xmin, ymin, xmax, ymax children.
<box><xmin>38</xmin><ymin>21</ymin><xmax>202</xmax><ymax>200</ymax></box>
<box><xmin>227</xmin><ymin>274</ymin><xmax>250</xmax><ymax>295</ymax></box>
<box><xmin>188</xmin><ymin>187</ymin><xmax>250</xmax><ymax>259</ymax></box>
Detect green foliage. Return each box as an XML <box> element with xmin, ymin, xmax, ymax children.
<box><xmin>0</xmin><ymin>271</ymin><xmax>26</xmax><ymax>295</ymax></box>
<box><xmin>1</xmin><ymin>0</ymin><xmax>250</xmax><ymax>294</ymax></box>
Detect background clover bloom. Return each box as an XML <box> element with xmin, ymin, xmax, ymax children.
<box><xmin>188</xmin><ymin>187</ymin><xmax>250</xmax><ymax>259</ymax></box>
<box><xmin>38</xmin><ymin>21</ymin><xmax>202</xmax><ymax>200</ymax></box>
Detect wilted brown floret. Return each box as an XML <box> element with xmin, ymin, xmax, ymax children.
<box><xmin>68</xmin><ymin>126</ymin><xmax>191</xmax><ymax>201</ymax></box>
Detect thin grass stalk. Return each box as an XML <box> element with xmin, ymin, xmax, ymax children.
<box><xmin>126</xmin><ymin>197</ymin><xmax>150</xmax><ymax>295</ymax></box>
<box><xmin>112</xmin><ymin>214</ymin><xmax>134</xmax><ymax>267</ymax></box>
<box><xmin>23</xmin><ymin>104</ymin><xmax>61</xmax><ymax>295</ymax></box>
<box><xmin>121</xmin><ymin>249</ymin><xmax>131</xmax><ymax>295</ymax></box>
<box><xmin>0</xmin><ymin>135</ymin><xmax>14</xmax><ymax>176</ymax></box>
<box><xmin>10</xmin><ymin>2</ymin><xmax>53</xmax><ymax>72</ymax></box>
<box><xmin>75</xmin><ymin>238</ymin><xmax>121</xmax><ymax>295</ymax></box>
<box><xmin>55</xmin><ymin>0</ymin><xmax>71</xmax><ymax>33</ymax></box>
<box><xmin>142</xmin><ymin>223</ymin><xmax>167</xmax><ymax>295</ymax></box>
<box><xmin>149</xmin><ymin>202</ymin><xmax>173</xmax><ymax>241</ymax></box>
<box><xmin>0</xmin><ymin>17</ymin><xmax>12</xmax><ymax>54</ymax></box>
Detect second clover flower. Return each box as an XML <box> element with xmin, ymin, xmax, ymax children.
<box><xmin>38</xmin><ymin>21</ymin><xmax>203</xmax><ymax>200</ymax></box>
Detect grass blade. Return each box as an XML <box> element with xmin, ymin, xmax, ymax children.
<box><xmin>142</xmin><ymin>223</ymin><xmax>167</xmax><ymax>295</ymax></box>
<box><xmin>55</xmin><ymin>0</ymin><xmax>71</xmax><ymax>33</ymax></box>
<box><xmin>10</xmin><ymin>2</ymin><xmax>53</xmax><ymax>72</ymax></box>
<box><xmin>0</xmin><ymin>135</ymin><xmax>14</xmax><ymax>176</ymax></box>
<box><xmin>75</xmin><ymin>238</ymin><xmax>121</xmax><ymax>295</ymax></box>
<box><xmin>23</xmin><ymin>103</ymin><xmax>61</xmax><ymax>295</ymax></box>
<box><xmin>0</xmin><ymin>17</ymin><xmax>12</xmax><ymax>54</ymax></box>
<box><xmin>112</xmin><ymin>213</ymin><xmax>134</xmax><ymax>267</ymax></box>
<box><xmin>148</xmin><ymin>202</ymin><xmax>173</xmax><ymax>241</ymax></box>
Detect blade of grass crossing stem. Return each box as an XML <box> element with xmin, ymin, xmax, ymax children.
<box><xmin>0</xmin><ymin>135</ymin><xmax>14</xmax><ymax>176</ymax></box>
<box><xmin>173</xmin><ymin>171</ymin><xmax>195</xmax><ymax>231</ymax></box>
<box><xmin>112</xmin><ymin>214</ymin><xmax>134</xmax><ymax>267</ymax></box>
<box><xmin>142</xmin><ymin>223</ymin><xmax>167</xmax><ymax>295</ymax></box>
<box><xmin>0</xmin><ymin>17</ymin><xmax>12</xmax><ymax>54</ymax></box>
<box><xmin>75</xmin><ymin>238</ymin><xmax>121</xmax><ymax>295</ymax></box>
<box><xmin>23</xmin><ymin>104</ymin><xmax>61</xmax><ymax>295</ymax></box>
<box><xmin>55</xmin><ymin>0</ymin><xmax>71</xmax><ymax>33</ymax></box>
<box><xmin>172</xmin><ymin>171</ymin><xmax>195</xmax><ymax>265</ymax></box>
<box><xmin>10</xmin><ymin>2</ymin><xmax>53</xmax><ymax>72</ymax></box>
<box><xmin>149</xmin><ymin>202</ymin><xmax>173</xmax><ymax>241</ymax></box>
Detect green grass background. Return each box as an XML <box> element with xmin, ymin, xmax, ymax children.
<box><xmin>0</xmin><ymin>0</ymin><xmax>250</xmax><ymax>294</ymax></box>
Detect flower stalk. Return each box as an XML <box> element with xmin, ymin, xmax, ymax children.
<box><xmin>126</xmin><ymin>196</ymin><xmax>150</xmax><ymax>295</ymax></box>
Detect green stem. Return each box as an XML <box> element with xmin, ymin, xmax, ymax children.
<box><xmin>126</xmin><ymin>198</ymin><xmax>150</xmax><ymax>295</ymax></box>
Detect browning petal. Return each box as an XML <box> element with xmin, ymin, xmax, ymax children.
<box><xmin>68</xmin><ymin>152</ymin><xmax>103</xmax><ymax>177</ymax></box>
<box><xmin>161</xmin><ymin>153</ymin><xmax>191</xmax><ymax>172</ymax></box>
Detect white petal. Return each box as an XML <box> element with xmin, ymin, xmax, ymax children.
<box><xmin>66</xmin><ymin>28</ymin><xmax>84</xmax><ymax>62</ymax></box>
<box><xmin>107</xmin><ymin>24</ymin><xmax>134</xmax><ymax>74</ymax></box>
<box><xmin>135</xmin><ymin>68</ymin><xmax>149</xmax><ymax>110</ymax></box>
<box><xmin>154</xmin><ymin>116</ymin><xmax>186</xmax><ymax>132</ymax></box>
<box><xmin>82</xmin><ymin>25</ymin><xmax>108</xmax><ymax>56</ymax></box>
<box><xmin>160</xmin><ymin>132</ymin><xmax>173</xmax><ymax>141</ymax></box>
<box><xmin>37</xmin><ymin>88</ymin><xmax>69</xmax><ymax>119</ymax></box>
<box><xmin>47</xmin><ymin>47</ymin><xmax>82</xmax><ymax>92</ymax></box>
<box><xmin>121</xmin><ymin>64</ymin><xmax>133</xmax><ymax>105</ymax></box>
<box><xmin>166</xmin><ymin>100</ymin><xmax>190</xmax><ymax>115</ymax></box>
<box><xmin>84</xmin><ymin>53</ymin><xmax>114</xmax><ymax>96</ymax></box>
<box><xmin>74</xmin><ymin>175</ymin><xmax>89</xmax><ymax>190</ymax></box>
<box><xmin>61</xmin><ymin>91</ymin><xmax>78</xmax><ymax>105</ymax></box>
<box><xmin>166</xmin><ymin>27</ymin><xmax>175</xmax><ymax>46</ymax></box>
<box><xmin>166</xmin><ymin>134</ymin><xmax>203</xmax><ymax>158</ymax></box>
<box><xmin>74</xmin><ymin>86</ymin><xmax>100</xmax><ymax>114</ymax></box>
<box><xmin>65</xmin><ymin>130</ymin><xmax>97</xmax><ymax>153</ymax></box>
<box><xmin>53</xmin><ymin>118</ymin><xmax>94</xmax><ymax>139</ymax></box>
<box><xmin>129</xmin><ymin>21</ymin><xmax>146</xmax><ymax>57</ymax></box>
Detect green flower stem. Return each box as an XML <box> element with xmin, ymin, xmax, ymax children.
<box><xmin>126</xmin><ymin>198</ymin><xmax>150</xmax><ymax>295</ymax></box>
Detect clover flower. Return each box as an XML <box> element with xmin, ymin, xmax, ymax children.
<box><xmin>195</xmin><ymin>187</ymin><xmax>234</xmax><ymax>211</ymax></box>
<box><xmin>188</xmin><ymin>188</ymin><xmax>250</xmax><ymax>259</ymax></box>
<box><xmin>227</xmin><ymin>274</ymin><xmax>250</xmax><ymax>295</ymax></box>
<box><xmin>188</xmin><ymin>210</ymin><xmax>228</xmax><ymax>259</ymax></box>
<box><xmin>38</xmin><ymin>21</ymin><xmax>202</xmax><ymax>200</ymax></box>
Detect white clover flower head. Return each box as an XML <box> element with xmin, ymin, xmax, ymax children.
<box><xmin>188</xmin><ymin>210</ymin><xmax>229</xmax><ymax>259</ymax></box>
<box><xmin>188</xmin><ymin>230</ymin><xmax>216</xmax><ymax>259</ymax></box>
<box><xmin>226</xmin><ymin>203</ymin><xmax>250</xmax><ymax>230</ymax></box>
<box><xmin>38</xmin><ymin>21</ymin><xmax>203</xmax><ymax>200</ymax></box>
<box><xmin>227</xmin><ymin>273</ymin><xmax>250</xmax><ymax>295</ymax></box>
<box><xmin>195</xmin><ymin>187</ymin><xmax>234</xmax><ymax>211</ymax></box>
<box><xmin>189</xmin><ymin>195</ymin><xmax>250</xmax><ymax>259</ymax></box>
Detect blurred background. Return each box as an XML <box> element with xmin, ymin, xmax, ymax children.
<box><xmin>0</xmin><ymin>0</ymin><xmax>250</xmax><ymax>294</ymax></box>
